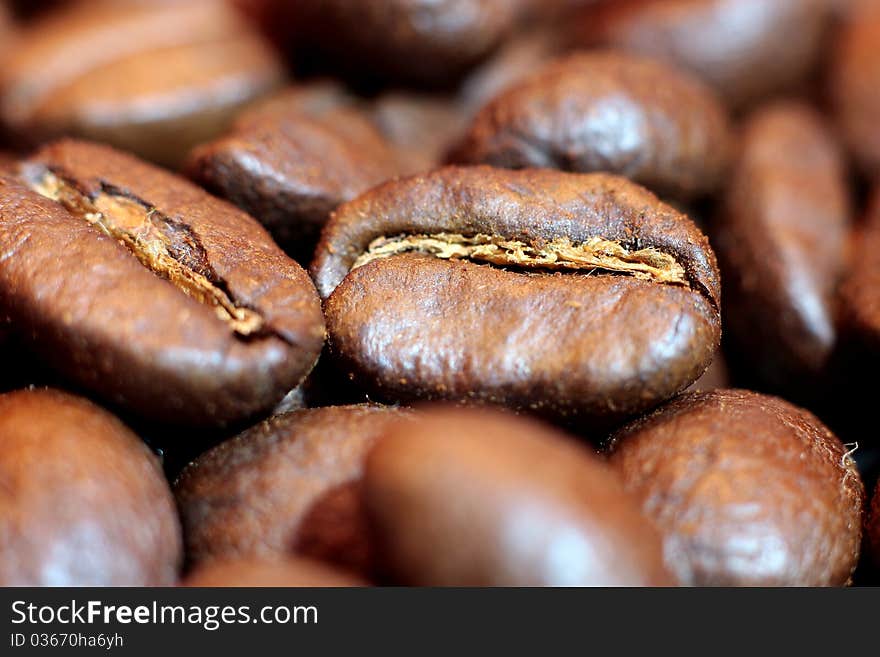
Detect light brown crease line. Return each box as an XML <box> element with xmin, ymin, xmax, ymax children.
<box><xmin>351</xmin><ymin>232</ymin><xmax>689</xmax><ymax>286</ymax></box>
<box><xmin>29</xmin><ymin>171</ymin><xmax>264</xmax><ymax>336</ymax></box>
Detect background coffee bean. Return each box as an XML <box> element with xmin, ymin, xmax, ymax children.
<box><xmin>365</xmin><ymin>406</ymin><xmax>674</xmax><ymax>586</ymax></box>
<box><xmin>313</xmin><ymin>166</ymin><xmax>721</xmax><ymax>428</ymax></box>
<box><xmin>270</xmin><ymin>0</ymin><xmax>525</xmax><ymax>87</ymax></box>
<box><xmin>610</xmin><ymin>389</ymin><xmax>864</xmax><ymax>586</ymax></box>
<box><xmin>0</xmin><ymin>139</ymin><xmax>325</xmax><ymax>427</ymax></box>
<box><xmin>712</xmin><ymin>101</ymin><xmax>850</xmax><ymax>397</ymax></box>
<box><xmin>182</xmin><ymin>557</ymin><xmax>366</xmax><ymax>588</ymax></box>
<box><xmin>0</xmin><ymin>388</ymin><xmax>182</xmax><ymax>586</ymax></box>
<box><xmin>568</xmin><ymin>0</ymin><xmax>830</xmax><ymax>109</ymax></box>
<box><xmin>174</xmin><ymin>405</ymin><xmax>409</xmax><ymax>578</ymax></box>
<box><xmin>451</xmin><ymin>51</ymin><xmax>731</xmax><ymax>201</ymax></box>
<box><xmin>0</xmin><ymin>0</ymin><xmax>285</xmax><ymax>166</ymax></box>
<box><xmin>831</xmin><ymin>0</ymin><xmax>880</xmax><ymax>179</ymax></box>
<box><xmin>186</xmin><ymin>92</ymin><xmax>401</xmax><ymax>262</ymax></box>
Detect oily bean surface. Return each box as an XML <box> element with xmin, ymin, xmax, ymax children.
<box><xmin>610</xmin><ymin>389</ymin><xmax>864</xmax><ymax>586</ymax></box>
<box><xmin>0</xmin><ymin>388</ymin><xmax>182</xmax><ymax>586</ymax></box>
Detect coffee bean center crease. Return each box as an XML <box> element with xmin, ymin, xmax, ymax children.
<box><xmin>30</xmin><ymin>170</ymin><xmax>264</xmax><ymax>336</ymax></box>
<box><xmin>352</xmin><ymin>233</ymin><xmax>688</xmax><ymax>285</ymax></box>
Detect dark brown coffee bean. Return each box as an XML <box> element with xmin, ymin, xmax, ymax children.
<box><xmin>452</xmin><ymin>52</ymin><xmax>731</xmax><ymax>201</ymax></box>
<box><xmin>174</xmin><ymin>405</ymin><xmax>409</xmax><ymax>576</ymax></box>
<box><xmin>831</xmin><ymin>2</ymin><xmax>880</xmax><ymax>179</ymax></box>
<box><xmin>609</xmin><ymin>389</ymin><xmax>864</xmax><ymax>586</ymax></box>
<box><xmin>0</xmin><ymin>1</ymin><xmax>285</xmax><ymax>166</ymax></box>
<box><xmin>713</xmin><ymin>102</ymin><xmax>850</xmax><ymax>393</ymax></box>
<box><xmin>569</xmin><ymin>0</ymin><xmax>829</xmax><ymax>109</ymax></box>
<box><xmin>183</xmin><ymin>557</ymin><xmax>366</xmax><ymax>587</ymax></box>
<box><xmin>365</xmin><ymin>406</ymin><xmax>674</xmax><ymax>586</ymax></box>
<box><xmin>0</xmin><ymin>139</ymin><xmax>325</xmax><ymax>427</ymax></box>
<box><xmin>278</xmin><ymin>0</ymin><xmax>524</xmax><ymax>85</ymax></box>
<box><xmin>186</xmin><ymin>91</ymin><xmax>400</xmax><ymax>261</ymax></box>
<box><xmin>0</xmin><ymin>388</ymin><xmax>181</xmax><ymax>586</ymax></box>
<box><xmin>838</xmin><ymin>185</ymin><xmax>880</xmax><ymax>353</ymax></box>
<box><xmin>312</xmin><ymin>166</ymin><xmax>721</xmax><ymax>426</ymax></box>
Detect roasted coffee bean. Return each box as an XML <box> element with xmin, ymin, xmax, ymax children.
<box><xmin>0</xmin><ymin>139</ymin><xmax>325</xmax><ymax>427</ymax></box>
<box><xmin>365</xmin><ymin>406</ymin><xmax>674</xmax><ymax>586</ymax></box>
<box><xmin>569</xmin><ymin>0</ymin><xmax>829</xmax><ymax>109</ymax></box>
<box><xmin>312</xmin><ymin>166</ymin><xmax>721</xmax><ymax>427</ymax></box>
<box><xmin>183</xmin><ymin>557</ymin><xmax>366</xmax><ymax>587</ymax></box>
<box><xmin>186</xmin><ymin>91</ymin><xmax>400</xmax><ymax>261</ymax></box>
<box><xmin>277</xmin><ymin>0</ymin><xmax>524</xmax><ymax>86</ymax></box>
<box><xmin>452</xmin><ymin>52</ymin><xmax>731</xmax><ymax>201</ymax></box>
<box><xmin>175</xmin><ymin>405</ymin><xmax>409</xmax><ymax>576</ymax></box>
<box><xmin>609</xmin><ymin>389</ymin><xmax>864</xmax><ymax>586</ymax></box>
<box><xmin>0</xmin><ymin>1</ymin><xmax>285</xmax><ymax>166</ymax></box>
<box><xmin>0</xmin><ymin>388</ymin><xmax>181</xmax><ymax>586</ymax></box>
<box><xmin>713</xmin><ymin>102</ymin><xmax>849</xmax><ymax>393</ymax></box>
<box><xmin>831</xmin><ymin>2</ymin><xmax>880</xmax><ymax>179</ymax></box>
<box><xmin>838</xmin><ymin>185</ymin><xmax>880</xmax><ymax>354</ymax></box>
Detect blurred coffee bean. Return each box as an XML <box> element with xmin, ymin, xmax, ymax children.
<box><xmin>452</xmin><ymin>52</ymin><xmax>731</xmax><ymax>202</ymax></box>
<box><xmin>713</xmin><ymin>101</ymin><xmax>850</xmax><ymax>397</ymax></box>
<box><xmin>175</xmin><ymin>405</ymin><xmax>409</xmax><ymax>577</ymax></box>
<box><xmin>831</xmin><ymin>1</ymin><xmax>880</xmax><ymax>179</ymax></box>
<box><xmin>0</xmin><ymin>139</ymin><xmax>325</xmax><ymax>428</ymax></box>
<box><xmin>365</xmin><ymin>406</ymin><xmax>674</xmax><ymax>586</ymax></box>
<box><xmin>610</xmin><ymin>389</ymin><xmax>864</xmax><ymax>586</ymax></box>
<box><xmin>186</xmin><ymin>90</ymin><xmax>400</xmax><ymax>262</ymax></box>
<box><xmin>0</xmin><ymin>388</ymin><xmax>182</xmax><ymax>586</ymax></box>
<box><xmin>570</xmin><ymin>0</ymin><xmax>829</xmax><ymax>109</ymax></box>
<box><xmin>0</xmin><ymin>0</ymin><xmax>285</xmax><ymax>166</ymax></box>
<box><xmin>183</xmin><ymin>557</ymin><xmax>366</xmax><ymax>587</ymax></box>
<box><xmin>275</xmin><ymin>0</ymin><xmax>525</xmax><ymax>86</ymax></box>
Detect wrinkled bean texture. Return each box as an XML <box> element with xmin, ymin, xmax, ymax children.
<box><xmin>452</xmin><ymin>52</ymin><xmax>731</xmax><ymax>201</ymax></box>
<box><xmin>0</xmin><ymin>388</ymin><xmax>182</xmax><ymax>586</ymax></box>
<box><xmin>0</xmin><ymin>139</ymin><xmax>325</xmax><ymax>427</ymax></box>
<box><xmin>312</xmin><ymin>166</ymin><xmax>721</xmax><ymax>426</ymax></box>
<box><xmin>610</xmin><ymin>389</ymin><xmax>864</xmax><ymax>586</ymax></box>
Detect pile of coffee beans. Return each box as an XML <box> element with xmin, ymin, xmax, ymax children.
<box><xmin>0</xmin><ymin>0</ymin><xmax>878</xmax><ymax>587</ymax></box>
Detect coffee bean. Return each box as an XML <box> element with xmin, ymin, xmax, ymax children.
<box><xmin>0</xmin><ymin>1</ymin><xmax>285</xmax><ymax>166</ymax></box>
<box><xmin>0</xmin><ymin>388</ymin><xmax>181</xmax><ymax>586</ymax></box>
<box><xmin>831</xmin><ymin>1</ymin><xmax>880</xmax><ymax>179</ymax></box>
<box><xmin>838</xmin><ymin>187</ymin><xmax>880</xmax><ymax>360</ymax></box>
<box><xmin>183</xmin><ymin>557</ymin><xmax>366</xmax><ymax>587</ymax></box>
<box><xmin>365</xmin><ymin>406</ymin><xmax>674</xmax><ymax>586</ymax></box>
<box><xmin>174</xmin><ymin>405</ymin><xmax>409</xmax><ymax>577</ymax></box>
<box><xmin>609</xmin><ymin>389</ymin><xmax>864</xmax><ymax>586</ymax></box>
<box><xmin>569</xmin><ymin>0</ymin><xmax>829</xmax><ymax>109</ymax></box>
<box><xmin>0</xmin><ymin>139</ymin><xmax>325</xmax><ymax>427</ymax></box>
<box><xmin>452</xmin><ymin>51</ymin><xmax>731</xmax><ymax>201</ymax></box>
<box><xmin>713</xmin><ymin>102</ymin><xmax>850</xmax><ymax>394</ymax></box>
<box><xmin>275</xmin><ymin>0</ymin><xmax>524</xmax><ymax>85</ymax></box>
<box><xmin>312</xmin><ymin>166</ymin><xmax>721</xmax><ymax>427</ymax></box>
